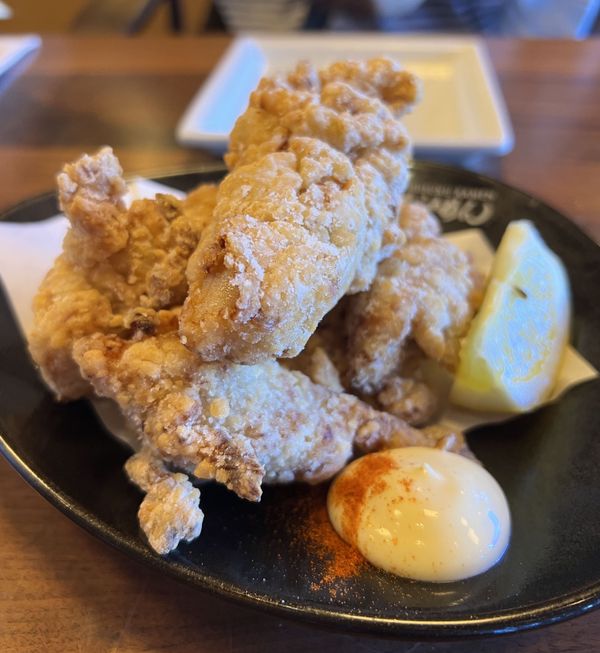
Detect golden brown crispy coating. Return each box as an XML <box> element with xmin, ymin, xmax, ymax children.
<box><xmin>226</xmin><ymin>59</ymin><xmax>419</xmax><ymax>171</ymax></box>
<box><xmin>180</xmin><ymin>58</ymin><xmax>421</xmax><ymax>364</ymax></box>
<box><xmin>227</xmin><ymin>58</ymin><xmax>420</xmax><ymax>293</ymax></box>
<box><xmin>283</xmin><ymin>298</ymin><xmax>350</xmax><ymax>392</ymax></box>
<box><xmin>397</xmin><ymin>199</ymin><xmax>441</xmax><ymax>242</ymax></box>
<box><xmin>57</xmin><ymin>147</ymin><xmax>128</xmax><ymax>268</ymax></box>
<box><xmin>125</xmin><ymin>447</ymin><xmax>204</xmax><ymax>555</ymax></box>
<box><xmin>377</xmin><ymin>376</ymin><xmax>438</xmax><ymax>426</ymax></box>
<box><xmin>346</xmin><ymin>202</ymin><xmax>481</xmax><ymax>394</ymax></box>
<box><xmin>28</xmin><ymin>147</ymin><xmax>218</xmax><ymax>399</ymax></box>
<box><xmin>422</xmin><ymin>424</ymin><xmax>477</xmax><ymax>462</ymax></box>
<box><xmin>29</xmin><ymin>256</ymin><xmax>118</xmax><ymax>399</ymax></box>
<box><xmin>138</xmin><ymin>474</ymin><xmax>203</xmax><ymax>555</ymax></box>
<box><xmin>282</xmin><ymin>338</ymin><xmax>344</xmax><ymax>393</ymax></box>
<box><xmin>125</xmin><ymin>446</ymin><xmax>170</xmax><ymax>491</ymax></box>
<box><xmin>290</xmin><ymin>303</ymin><xmax>439</xmax><ymax>427</ymax></box>
<box><xmin>73</xmin><ymin>332</ymin><xmax>461</xmax><ymax>505</ymax></box>
<box><xmin>181</xmin><ymin>138</ymin><xmax>367</xmax><ymax>362</ymax></box>
<box><xmin>182</xmin><ymin>182</ymin><xmax>222</xmax><ymax>232</ymax></box>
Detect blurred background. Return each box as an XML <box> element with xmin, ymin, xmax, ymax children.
<box><xmin>1</xmin><ymin>0</ymin><xmax>599</xmax><ymax>38</ymax></box>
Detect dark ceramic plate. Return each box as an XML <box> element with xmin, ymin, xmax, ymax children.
<box><xmin>1</xmin><ymin>162</ymin><xmax>599</xmax><ymax>639</ymax></box>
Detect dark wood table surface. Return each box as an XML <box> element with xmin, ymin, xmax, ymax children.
<box><xmin>0</xmin><ymin>36</ymin><xmax>599</xmax><ymax>652</ymax></box>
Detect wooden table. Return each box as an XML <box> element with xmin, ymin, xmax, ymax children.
<box><xmin>0</xmin><ymin>36</ymin><xmax>599</xmax><ymax>652</ymax></box>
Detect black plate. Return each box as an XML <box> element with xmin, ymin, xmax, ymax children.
<box><xmin>1</xmin><ymin>162</ymin><xmax>599</xmax><ymax>639</ymax></box>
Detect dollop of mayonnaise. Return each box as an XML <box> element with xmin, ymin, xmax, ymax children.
<box><xmin>327</xmin><ymin>447</ymin><xmax>510</xmax><ymax>582</ymax></box>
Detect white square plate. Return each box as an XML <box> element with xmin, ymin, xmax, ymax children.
<box><xmin>176</xmin><ymin>33</ymin><xmax>513</xmax><ymax>157</ymax></box>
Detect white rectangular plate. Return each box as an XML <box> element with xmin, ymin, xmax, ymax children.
<box><xmin>176</xmin><ymin>33</ymin><xmax>513</xmax><ymax>157</ymax></box>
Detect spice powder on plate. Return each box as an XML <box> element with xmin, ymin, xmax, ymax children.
<box><xmin>272</xmin><ymin>484</ymin><xmax>366</xmax><ymax>597</ymax></box>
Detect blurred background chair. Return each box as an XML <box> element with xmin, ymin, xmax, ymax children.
<box><xmin>0</xmin><ymin>0</ymin><xmax>598</xmax><ymax>37</ymax></box>
<box><xmin>72</xmin><ymin>0</ymin><xmax>183</xmax><ymax>34</ymax></box>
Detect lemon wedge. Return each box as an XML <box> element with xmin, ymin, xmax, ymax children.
<box><xmin>450</xmin><ymin>220</ymin><xmax>571</xmax><ymax>413</ymax></box>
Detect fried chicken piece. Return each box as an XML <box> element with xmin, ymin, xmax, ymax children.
<box><xmin>57</xmin><ymin>147</ymin><xmax>128</xmax><ymax>267</ymax></box>
<box><xmin>282</xmin><ymin>337</ymin><xmax>344</xmax><ymax>393</ymax></box>
<box><xmin>125</xmin><ymin>447</ymin><xmax>204</xmax><ymax>555</ymax></box>
<box><xmin>180</xmin><ymin>58</ymin><xmax>421</xmax><ymax>364</ymax></box>
<box><xmin>183</xmin><ymin>182</ymin><xmax>222</xmax><ymax>232</ymax></box>
<box><xmin>125</xmin><ymin>446</ymin><xmax>170</xmax><ymax>491</ymax></box>
<box><xmin>73</xmin><ymin>332</ymin><xmax>467</xmax><ymax>506</ymax></box>
<box><xmin>422</xmin><ymin>424</ymin><xmax>476</xmax><ymax>462</ymax></box>
<box><xmin>346</xmin><ymin>202</ymin><xmax>482</xmax><ymax>394</ymax></box>
<box><xmin>58</xmin><ymin>151</ymin><xmax>217</xmax><ymax>312</ymax></box>
<box><xmin>28</xmin><ymin>147</ymin><xmax>218</xmax><ymax>399</ymax></box>
<box><xmin>226</xmin><ymin>60</ymin><xmax>420</xmax><ymax>293</ymax></box>
<box><xmin>283</xmin><ymin>298</ymin><xmax>351</xmax><ymax>392</ymax></box>
<box><xmin>138</xmin><ymin>475</ymin><xmax>203</xmax><ymax>555</ymax></box>
<box><xmin>29</xmin><ymin>257</ymin><xmax>118</xmax><ymax>399</ymax></box>
<box><xmin>181</xmin><ymin>138</ymin><xmax>367</xmax><ymax>362</ymax></box>
<box><xmin>290</xmin><ymin>305</ymin><xmax>439</xmax><ymax>426</ymax></box>
<box><xmin>374</xmin><ymin>342</ymin><xmax>439</xmax><ymax>426</ymax></box>
<box><xmin>377</xmin><ymin>376</ymin><xmax>438</xmax><ymax>426</ymax></box>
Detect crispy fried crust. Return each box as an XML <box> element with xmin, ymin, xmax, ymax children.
<box><xmin>377</xmin><ymin>375</ymin><xmax>438</xmax><ymax>426</ymax></box>
<box><xmin>138</xmin><ymin>473</ymin><xmax>203</xmax><ymax>555</ymax></box>
<box><xmin>73</xmin><ymin>332</ymin><xmax>460</xmax><ymax>504</ymax></box>
<box><xmin>346</xmin><ymin>202</ymin><xmax>481</xmax><ymax>394</ymax></box>
<box><xmin>57</xmin><ymin>147</ymin><xmax>128</xmax><ymax>267</ymax></box>
<box><xmin>282</xmin><ymin>297</ymin><xmax>351</xmax><ymax>393</ymax></box>
<box><xmin>28</xmin><ymin>147</ymin><xmax>218</xmax><ymax>399</ymax></box>
<box><xmin>180</xmin><ymin>58</ymin><xmax>421</xmax><ymax>364</ymax></box>
<box><xmin>181</xmin><ymin>138</ymin><xmax>367</xmax><ymax>362</ymax></box>
<box><xmin>125</xmin><ymin>447</ymin><xmax>204</xmax><ymax>554</ymax></box>
<box><xmin>282</xmin><ymin>341</ymin><xmax>344</xmax><ymax>393</ymax></box>
<box><xmin>28</xmin><ymin>70</ymin><xmax>486</xmax><ymax>557</ymax></box>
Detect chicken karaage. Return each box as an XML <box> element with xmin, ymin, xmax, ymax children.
<box><xmin>180</xmin><ymin>58</ymin><xmax>421</xmax><ymax>364</ymax></box>
<box><xmin>28</xmin><ymin>147</ymin><xmax>217</xmax><ymax>399</ymax></box>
